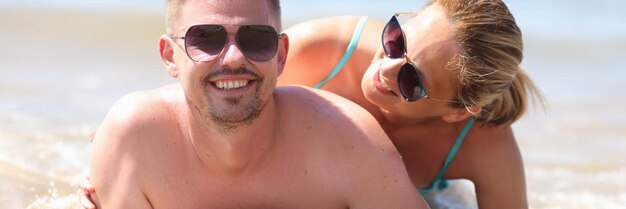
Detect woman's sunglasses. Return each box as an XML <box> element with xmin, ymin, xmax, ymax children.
<box><xmin>170</xmin><ymin>24</ymin><xmax>284</xmax><ymax>62</ymax></box>
<box><xmin>382</xmin><ymin>14</ymin><xmax>459</xmax><ymax>103</ymax></box>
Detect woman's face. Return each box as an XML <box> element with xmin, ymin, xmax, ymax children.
<box><xmin>361</xmin><ymin>4</ymin><xmax>461</xmax><ymax>124</ymax></box>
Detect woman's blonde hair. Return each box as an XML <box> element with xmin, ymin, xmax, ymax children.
<box><xmin>427</xmin><ymin>0</ymin><xmax>543</xmax><ymax>125</ymax></box>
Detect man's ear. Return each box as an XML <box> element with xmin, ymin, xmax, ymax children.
<box><xmin>441</xmin><ymin>105</ymin><xmax>482</xmax><ymax>123</ymax></box>
<box><xmin>159</xmin><ymin>35</ymin><xmax>178</xmax><ymax>78</ymax></box>
<box><xmin>276</xmin><ymin>33</ymin><xmax>289</xmax><ymax>76</ymax></box>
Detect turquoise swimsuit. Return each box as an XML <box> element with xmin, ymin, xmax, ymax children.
<box><xmin>313</xmin><ymin>16</ymin><xmax>368</xmax><ymax>89</ymax></box>
<box><xmin>419</xmin><ymin>118</ymin><xmax>475</xmax><ymax>196</ymax></box>
<box><xmin>312</xmin><ymin>16</ymin><xmax>475</xmax><ymax>196</ymax></box>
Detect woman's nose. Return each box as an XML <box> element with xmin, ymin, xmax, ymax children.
<box><xmin>379</xmin><ymin>57</ymin><xmax>406</xmax><ymax>80</ymax></box>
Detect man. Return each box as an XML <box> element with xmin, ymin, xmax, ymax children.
<box><xmin>88</xmin><ymin>0</ymin><xmax>427</xmax><ymax>208</ymax></box>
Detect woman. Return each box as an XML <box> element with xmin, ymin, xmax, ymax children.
<box><xmin>81</xmin><ymin>0</ymin><xmax>541</xmax><ymax>208</ymax></box>
<box><xmin>281</xmin><ymin>0</ymin><xmax>541</xmax><ymax>208</ymax></box>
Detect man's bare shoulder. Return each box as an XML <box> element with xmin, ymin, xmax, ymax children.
<box><xmin>274</xmin><ymin>85</ymin><xmax>397</xmax><ymax>156</ymax></box>
<box><xmin>275</xmin><ymin>86</ymin><xmax>377</xmax><ymax>128</ymax></box>
<box><xmin>92</xmin><ymin>84</ymin><xmax>183</xmax><ymax>145</ymax></box>
<box><xmin>274</xmin><ymin>86</ymin><xmax>425</xmax><ymax>208</ymax></box>
<box><xmin>89</xmin><ymin>84</ymin><xmax>183</xmax><ymax>208</ymax></box>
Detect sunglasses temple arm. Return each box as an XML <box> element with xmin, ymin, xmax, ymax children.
<box><xmin>424</xmin><ymin>95</ymin><xmax>463</xmax><ymax>104</ymax></box>
<box><xmin>394</xmin><ymin>12</ymin><xmax>417</xmax><ymax>17</ymax></box>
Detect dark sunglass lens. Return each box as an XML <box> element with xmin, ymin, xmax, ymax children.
<box><xmin>185</xmin><ymin>25</ymin><xmax>227</xmax><ymax>61</ymax></box>
<box><xmin>382</xmin><ymin>16</ymin><xmax>405</xmax><ymax>58</ymax></box>
<box><xmin>237</xmin><ymin>25</ymin><xmax>279</xmax><ymax>62</ymax></box>
<box><xmin>397</xmin><ymin>63</ymin><xmax>423</xmax><ymax>102</ymax></box>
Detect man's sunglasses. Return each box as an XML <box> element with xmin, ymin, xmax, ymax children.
<box><xmin>382</xmin><ymin>13</ymin><xmax>459</xmax><ymax>103</ymax></box>
<box><xmin>170</xmin><ymin>24</ymin><xmax>284</xmax><ymax>62</ymax></box>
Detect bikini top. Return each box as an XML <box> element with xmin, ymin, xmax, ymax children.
<box><xmin>312</xmin><ymin>16</ymin><xmax>475</xmax><ymax>196</ymax></box>
<box><xmin>312</xmin><ymin>16</ymin><xmax>368</xmax><ymax>89</ymax></box>
<box><xmin>419</xmin><ymin>118</ymin><xmax>475</xmax><ymax>196</ymax></box>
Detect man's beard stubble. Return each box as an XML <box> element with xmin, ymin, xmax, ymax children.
<box><xmin>209</xmin><ymin>94</ymin><xmax>265</xmax><ymax>134</ymax></box>
<box><xmin>203</xmin><ymin>67</ymin><xmax>270</xmax><ymax>134</ymax></box>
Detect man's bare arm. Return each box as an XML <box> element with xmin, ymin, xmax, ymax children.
<box><xmin>89</xmin><ymin>92</ymin><xmax>156</xmax><ymax>209</ymax></box>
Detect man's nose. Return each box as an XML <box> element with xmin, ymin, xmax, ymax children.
<box><xmin>220</xmin><ymin>36</ymin><xmax>247</xmax><ymax>68</ymax></box>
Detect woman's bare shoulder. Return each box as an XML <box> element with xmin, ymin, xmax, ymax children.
<box><xmin>461</xmin><ymin>124</ymin><xmax>523</xmax><ymax>179</ymax></box>
<box><xmin>285</xmin><ymin>16</ymin><xmax>384</xmax><ymax>53</ymax></box>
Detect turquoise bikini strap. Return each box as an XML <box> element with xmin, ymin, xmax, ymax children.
<box><xmin>432</xmin><ymin>118</ymin><xmax>476</xmax><ymax>185</ymax></box>
<box><xmin>418</xmin><ymin>118</ymin><xmax>475</xmax><ymax>196</ymax></box>
<box><xmin>313</xmin><ymin>16</ymin><xmax>368</xmax><ymax>89</ymax></box>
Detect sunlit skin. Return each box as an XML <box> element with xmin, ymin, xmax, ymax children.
<box><xmin>280</xmin><ymin>4</ymin><xmax>527</xmax><ymax>209</ymax></box>
<box><xmin>83</xmin><ymin>3</ymin><xmax>525</xmax><ymax>209</ymax></box>
<box><xmin>87</xmin><ymin>0</ymin><xmax>428</xmax><ymax>208</ymax></box>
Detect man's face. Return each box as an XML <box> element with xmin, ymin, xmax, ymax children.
<box><xmin>169</xmin><ymin>0</ymin><xmax>286</xmax><ymax>131</ymax></box>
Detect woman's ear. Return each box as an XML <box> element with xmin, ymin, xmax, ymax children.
<box><xmin>276</xmin><ymin>33</ymin><xmax>289</xmax><ymax>76</ymax></box>
<box><xmin>441</xmin><ymin>105</ymin><xmax>482</xmax><ymax>123</ymax></box>
<box><xmin>159</xmin><ymin>35</ymin><xmax>178</xmax><ymax>78</ymax></box>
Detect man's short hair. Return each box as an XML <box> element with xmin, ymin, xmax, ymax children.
<box><xmin>166</xmin><ymin>0</ymin><xmax>282</xmax><ymax>33</ymax></box>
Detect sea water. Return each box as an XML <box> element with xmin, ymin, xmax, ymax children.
<box><xmin>1</xmin><ymin>0</ymin><xmax>625</xmax><ymax>208</ymax></box>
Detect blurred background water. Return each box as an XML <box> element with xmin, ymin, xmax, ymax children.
<box><xmin>0</xmin><ymin>0</ymin><xmax>625</xmax><ymax>208</ymax></box>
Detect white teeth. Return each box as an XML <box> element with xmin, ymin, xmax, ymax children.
<box><xmin>215</xmin><ymin>80</ymin><xmax>249</xmax><ymax>90</ymax></box>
